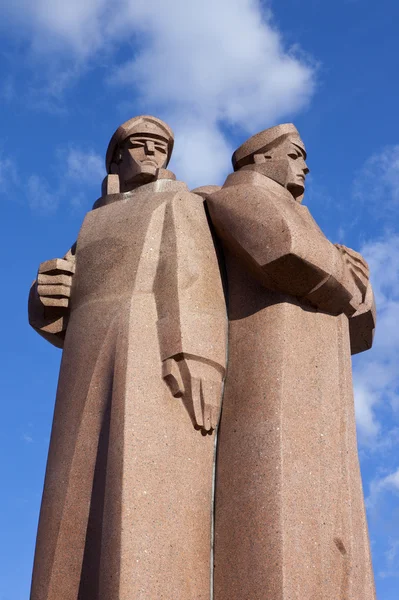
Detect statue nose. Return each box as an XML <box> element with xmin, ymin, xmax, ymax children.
<box><xmin>145</xmin><ymin>141</ymin><xmax>156</xmax><ymax>155</ymax></box>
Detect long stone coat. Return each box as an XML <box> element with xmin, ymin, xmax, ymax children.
<box><xmin>206</xmin><ymin>169</ymin><xmax>376</xmax><ymax>600</ymax></box>
<box><xmin>28</xmin><ymin>178</ymin><xmax>227</xmax><ymax>600</ymax></box>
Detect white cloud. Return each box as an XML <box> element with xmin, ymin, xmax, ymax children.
<box><xmin>107</xmin><ymin>0</ymin><xmax>315</xmax><ymax>186</ymax></box>
<box><xmin>354</xmin><ymin>381</ymin><xmax>381</xmax><ymax>441</ymax></box>
<box><xmin>353</xmin><ymin>234</ymin><xmax>399</xmax><ymax>445</ymax></box>
<box><xmin>0</xmin><ymin>157</ymin><xmax>17</xmax><ymax>190</ymax></box>
<box><xmin>1</xmin><ymin>0</ymin><xmax>108</xmax><ymax>57</ymax></box>
<box><xmin>65</xmin><ymin>148</ymin><xmax>104</xmax><ymax>186</ymax></box>
<box><xmin>353</xmin><ymin>145</ymin><xmax>399</xmax><ymax>210</ymax></box>
<box><xmin>380</xmin><ymin>539</ymin><xmax>399</xmax><ymax>579</ymax></box>
<box><xmin>1</xmin><ymin>0</ymin><xmax>315</xmax><ymax>187</ymax></box>
<box><xmin>366</xmin><ymin>467</ymin><xmax>399</xmax><ymax>579</ymax></box>
<box><xmin>386</xmin><ymin>539</ymin><xmax>399</xmax><ymax>565</ymax></box>
<box><xmin>109</xmin><ymin>0</ymin><xmax>314</xmax><ymax>130</ymax></box>
<box><xmin>27</xmin><ymin>175</ymin><xmax>59</xmax><ymax>213</ymax></box>
<box><xmin>170</xmin><ymin>120</ymin><xmax>233</xmax><ymax>187</ymax></box>
<box><xmin>1</xmin><ymin>146</ymin><xmax>104</xmax><ymax>214</ymax></box>
<box><xmin>367</xmin><ymin>467</ymin><xmax>399</xmax><ymax>510</ymax></box>
<box><xmin>362</xmin><ymin>235</ymin><xmax>399</xmax><ymax>307</ymax></box>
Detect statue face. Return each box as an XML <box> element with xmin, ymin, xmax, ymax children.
<box><xmin>116</xmin><ymin>134</ymin><xmax>169</xmax><ymax>190</ymax></box>
<box><xmin>253</xmin><ymin>135</ymin><xmax>309</xmax><ymax>201</ymax></box>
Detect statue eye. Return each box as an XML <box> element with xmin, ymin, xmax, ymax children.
<box><xmin>128</xmin><ymin>138</ymin><xmax>145</xmax><ymax>148</ymax></box>
<box><xmin>288</xmin><ymin>152</ymin><xmax>298</xmax><ymax>159</ymax></box>
<box><xmin>155</xmin><ymin>146</ymin><xmax>167</xmax><ymax>154</ymax></box>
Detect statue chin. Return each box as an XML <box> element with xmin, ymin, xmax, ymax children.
<box><xmin>287</xmin><ymin>181</ymin><xmax>305</xmax><ymax>200</ymax></box>
<box><xmin>122</xmin><ymin>165</ymin><xmax>159</xmax><ymax>191</ymax></box>
<box><xmin>139</xmin><ymin>163</ymin><xmax>158</xmax><ymax>177</ymax></box>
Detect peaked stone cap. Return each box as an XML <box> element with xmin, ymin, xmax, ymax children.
<box><xmin>106</xmin><ymin>115</ymin><xmax>174</xmax><ymax>172</ymax></box>
<box><xmin>232</xmin><ymin>123</ymin><xmax>303</xmax><ymax>170</ymax></box>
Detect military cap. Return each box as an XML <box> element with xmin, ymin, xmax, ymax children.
<box><xmin>232</xmin><ymin>123</ymin><xmax>304</xmax><ymax>170</ymax></box>
<box><xmin>106</xmin><ymin>115</ymin><xmax>174</xmax><ymax>173</ymax></box>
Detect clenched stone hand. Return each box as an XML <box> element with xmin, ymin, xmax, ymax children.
<box><xmin>37</xmin><ymin>258</ymin><xmax>75</xmax><ymax>311</ymax></box>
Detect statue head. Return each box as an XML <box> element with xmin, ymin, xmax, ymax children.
<box><xmin>106</xmin><ymin>116</ymin><xmax>174</xmax><ymax>192</ymax></box>
<box><xmin>232</xmin><ymin>124</ymin><xmax>309</xmax><ymax>202</ymax></box>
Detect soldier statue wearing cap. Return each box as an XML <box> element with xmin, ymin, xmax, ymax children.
<box><xmin>28</xmin><ymin>116</ymin><xmax>227</xmax><ymax>599</ymax></box>
<box><xmin>207</xmin><ymin>124</ymin><xmax>376</xmax><ymax>599</ymax></box>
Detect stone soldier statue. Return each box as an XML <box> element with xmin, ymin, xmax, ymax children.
<box><xmin>206</xmin><ymin>124</ymin><xmax>376</xmax><ymax>600</ymax></box>
<box><xmin>28</xmin><ymin>116</ymin><xmax>227</xmax><ymax>600</ymax></box>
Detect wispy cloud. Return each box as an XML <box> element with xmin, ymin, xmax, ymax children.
<box><xmin>380</xmin><ymin>539</ymin><xmax>399</xmax><ymax>579</ymax></box>
<box><xmin>1</xmin><ymin>0</ymin><xmax>316</xmax><ymax>186</ymax></box>
<box><xmin>353</xmin><ymin>145</ymin><xmax>399</xmax><ymax>211</ymax></box>
<box><xmin>27</xmin><ymin>174</ymin><xmax>59</xmax><ymax>214</ymax></box>
<box><xmin>354</xmin><ymin>381</ymin><xmax>381</xmax><ymax>441</ymax></box>
<box><xmin>0</xmin><ymin>77</ymin><xmax>15</xmax><ymax>103</ymax></box>
<box><xmin>64</xmin><ymin>147</ymin><xmax>104</xmax><ymax>186</ymax></box>
<box><xmin>0</xmin><ymin>156</ymin><xmax>17</xmax><ymax>190</ymax></box>
<box><xmin>350</xmin><ymin>145</ymin><xmax>399</xmax><ymax>447</ymax></box>
<box><xmin>368</xmin><ymin>467</ymin><xmax>399</xmax><ymax>511</ymax></box>
<box><xmin>353</xmin><ymin>234</ymin><xmax>399</xmax><ymax>445</ymax></box>
<box><xmin>1</xmin><ymin>0</ymin><xmax>109</xmax><ymax>57</ymax></box>
<box><xmin>0</xmin><ymin>146</ymin><xmax>103</xmax><ymax>214</ymax></box>
<box><xmin>366</xmin><ymin>465</ymin><xmax>399</xmax><ymax>578</ymax></box>
<box><xmin>63</xmin><ymin>147</ymin><xmax>104</xmax><ymax>209</ymax></box>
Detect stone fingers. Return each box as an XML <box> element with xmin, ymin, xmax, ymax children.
<box><xmin>201</xmin><ymin>378</ymin><xmax>223</xmax><ymax>432</ymax></box>
<box><xmin>191</xmin><ymin>376</ymin><xmax>204</xmax><ymax>430</ymax></box>
<box><xmin>162</xmin><ymin>358</ymin><xmax>185</xmax><ymax>398</ymax></box>
<box><xmin>38</xmin><ymin>273</ymin><xmax>73</xmax><ymax>286</ymax></box>
<box><xmin>37</xmin><ymin>258</ymin><xmax>75</xmax><ymax>310</ymax></box>
<box><xmin>39</xmin><ymin>258</ymin><xmax>75</xmax><ymax>276</ymax></box>
<box><xmin>37</xmin><ymin>284</ymin><xmax>71</xmax><ymax>298</ymax></box>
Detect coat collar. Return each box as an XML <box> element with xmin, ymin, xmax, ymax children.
<box><xmin>222</xmin><ymin>169</ymin><xmax>296</xmax><ymax>203</ymax></box>
<box><xmin>93</xmin><ymin>172</ymin><xmax>188</xmax><ymax>209</ymax></box>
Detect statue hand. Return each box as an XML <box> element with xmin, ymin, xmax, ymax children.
<box><xmin>162</xmin><ymin>357</ymin><xmax>224</xmax><ymax>433</ymax></box>
<box><xmin>351</xmin><ymin>278</ymin><xmax>376</xmax><ymax>317</ymax></box>
<box><xmin>36</xmin><ymin>258</ymin><xmax>75</xmax><ymax>310</ymax></box>
<box><xmin>335</xmin><ymin>244</ymin><xmax>370</xmax><ymax>310</ymax></box>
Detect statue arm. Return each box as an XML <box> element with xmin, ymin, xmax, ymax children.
<box><xmin>348</xmin><ymin>282</ymin><xmax>376</xmax><ymax>354</ymax></box>
<box><xmin>155</xmin><ymin>193</ymin><xmax>227</xmax><ymax>431</ymax></box>
<box><xmin>28</xmin><ymin>244</ymin><xmax>76</xmax><ymax>349</ymax></box>
<box><xmin>334</xmin><ymin>244</ymin><xmax>376</xmax><ymax>354</ymax></box>
<box><xmin>206</xmin><ymin>185</ymin><xmax>361</xmax><ymax>317</ymax></box>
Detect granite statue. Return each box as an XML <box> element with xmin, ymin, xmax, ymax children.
<box><xmin>206</xmin><ymin>123</ymin><xmax>376</xmax><ymax>599</ymax></box>
<box><xmin>29</xmin><ymin>118</ymin><xmax>376</xmax><ymax>599</ymax></box>
<box><xmin>28</xmin><ymin>116</ymin><xmax>227</xmax><ymax>600</ymax></box>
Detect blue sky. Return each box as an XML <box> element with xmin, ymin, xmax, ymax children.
<box><xmin>1</xmin><ymin>0</ymin><xmax>399</xmax><ymax>598</ymax></box>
